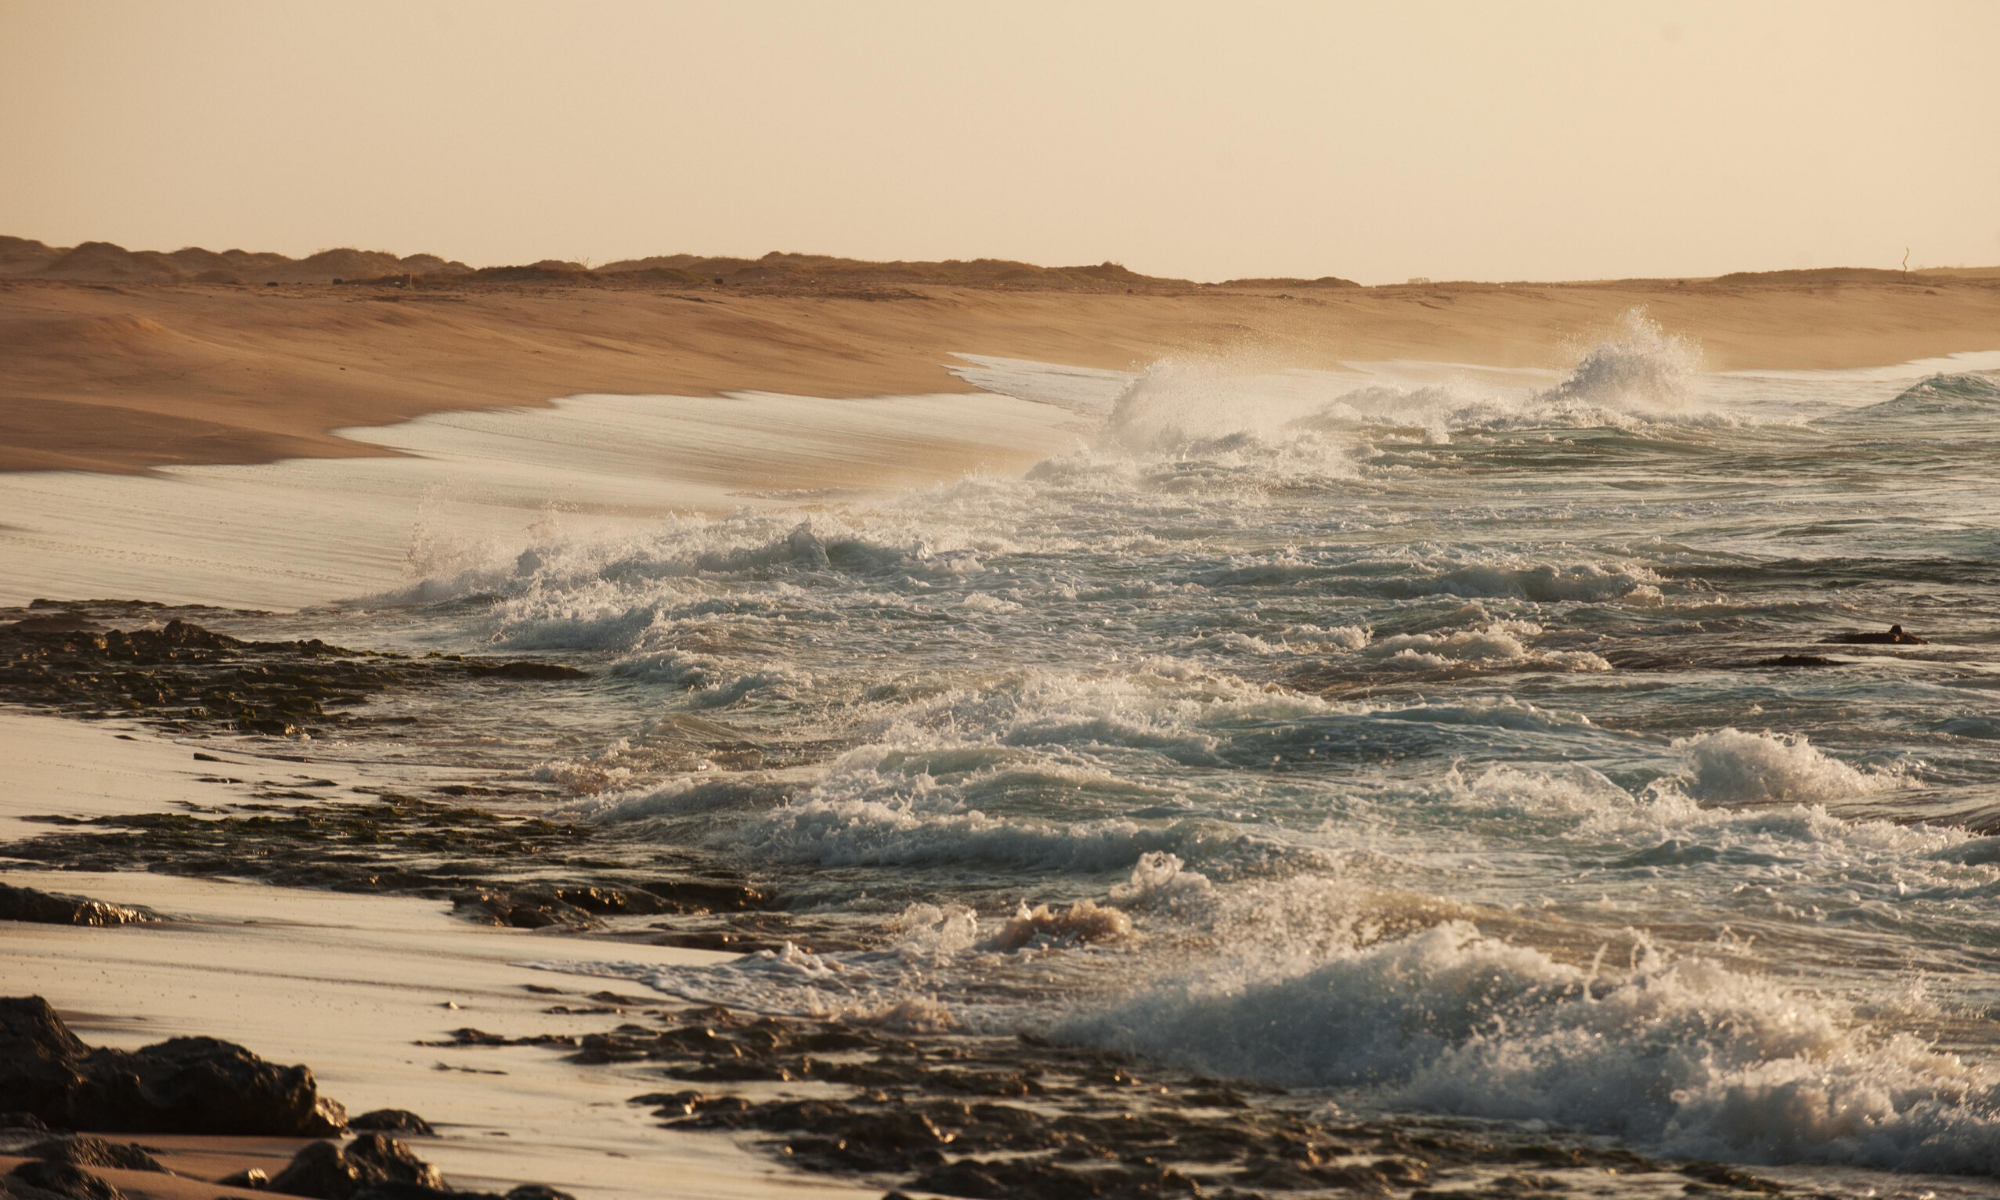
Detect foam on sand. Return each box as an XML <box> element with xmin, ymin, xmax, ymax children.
<box><xmin>0</xmin><ymin>389</ymin><xmax>1079</xmax><ymax>610</ymax></box>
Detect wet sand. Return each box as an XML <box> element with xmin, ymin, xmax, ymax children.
<box><xmin>0</xmin><ymin>712</ymin><xmax>875</xmax><ymax>1200</ymax></box>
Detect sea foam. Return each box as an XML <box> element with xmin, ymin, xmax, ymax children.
<box><xmin>1059</xmin><ymin>921</ymin><xmax>2000</xmax><ymax>1172</ymax></box>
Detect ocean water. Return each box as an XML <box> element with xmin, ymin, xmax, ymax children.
<box><xmin>38</xmin><ymin>315</ymin><xmax>2000</xmax><ymax>1177</ymax></box>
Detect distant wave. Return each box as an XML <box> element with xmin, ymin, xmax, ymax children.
<box><xmin>1825</xmin><ymin>372</ymin><xmax>2000</xmax><ymax>424</ymax></box>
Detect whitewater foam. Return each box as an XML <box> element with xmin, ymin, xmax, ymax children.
<box><xmin>1060</xmin><ymin>922</ymin><xmax>2000</xmax><ymax>1171</ymax></box>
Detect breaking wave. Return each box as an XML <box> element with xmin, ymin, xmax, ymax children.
<box><xmin>1098</xmin><ymin>309</ymin><xmax>1724</xmax><ymax>458</ymax></box>
<box><xmin>1061</xmin><ymin>922</ymin><xmax>2000</xmax><ymax>1172</ymax></box>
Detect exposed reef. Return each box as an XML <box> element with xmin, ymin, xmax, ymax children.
<box><xmin>421</xmin><ymin>994</ymin><xmax>1811</xmax><ymax>1200</ymax></box>
<box><xmin>0</xmin><ymin>605</ymin><xmax>587</xmax><ymax>740</ymax></box>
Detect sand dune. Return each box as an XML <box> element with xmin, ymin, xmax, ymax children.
<box><xmin>0</xmin><ymin>237</ymin><xmax>474</xmax><ymax>287</ymax></box>
<box><xmin>2</xmin><ymin>244</ymin><xmax>1998</xmax><ymax>473</ymax></box>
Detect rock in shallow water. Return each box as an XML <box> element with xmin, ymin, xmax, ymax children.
<box><xmin>0</xmin><ymin>996</ymin><xmax>346</xmax><ymax>1136</ymax></box>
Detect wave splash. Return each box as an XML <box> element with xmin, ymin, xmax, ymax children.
<box><xmin>1060</xmin><ymin>922</ymin><xmax>2000</xmax><ymax>1173</ymax></box>
<box><xmin>1100</xmin><ymin>309</ymin><xmax>1715</xmax><ymax>457</ymax></box>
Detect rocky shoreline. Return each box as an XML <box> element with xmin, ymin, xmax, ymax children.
<box><xmin>2</xmin><ymin>990</ymin><xmax>1812</xmax><ymax>1200</ymax></box>
<box><xmin>0</xmin><ymin>607</ymin><xmax>1938</xmax><ymax>1200</ymax></box>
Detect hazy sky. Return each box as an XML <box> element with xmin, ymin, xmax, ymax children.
<box><xmin>4</xmin><ymin>0</ymin><xmax>1996</xmax><ymax>284</ymax></box>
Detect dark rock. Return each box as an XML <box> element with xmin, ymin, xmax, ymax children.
<box><xmin>218</xmin><ymin>1168</ymin><xmax>270</xmax><ymax>1189</ymax></box>
<box><xmin>4</xmin><ymin>1162</ymin><xmax>123</xmax><ymax>1200</ymax></box>
<box><xmin>347</xmin><ymin>1110</ymin><xmax>435</xmax><ymax>1137</ymax></box>
<box><xmin>585</xmin><ymin>991</ymin><xmax>650</xmax><ymax>1006</ymax></box>
<box><xmin>911</xmin><ymin>1158</ymin><xmax>1118</xmax><ymax>1200</ymax></box>
<box><xmin>0</xmin><ymin>997</ymin><xmax>90</xmax><ymax>1125</ymax></box>
<box><xmin>786</xmin><ymin>1110</ymin><xmax>954</xmax><ymax>1173</ymax></box>
<box><xmin>0</xmin><ymin>797</ymin><xmax>600</xmax><ymax>926</ymax></box>
<box><xmin>1824</xmin><ymin>624</ymin><xmax>1929</xmax><ymax>645</ymax></box>
<box><xmin>418</xmin><ymin>1029</ymin><xmax>574</xmax><ymax>1050</ymax></box>
<box><xmin>638</xmin><ymin>879</ymin><xmax>770</xmax><ymax>912</ymax></box>
<box><xmin>21</xmin><ymin>1137</ymin><xmax>169</xmax><ymax>1172</ymax></box>
<box><xmin>1754</xmin><ymin>654</ymin><xmax>1843</xmax><ymax>668</ymax></box>
<box><xmin>3</xmin><ymin>614</ymin><xmax>103</xmax><ymax>634</ymax></box>
<box><xmin>0</xmin><ymin>1113</ymin><xmax>50</xmax><ymax>1131</ymax></box>
<box><xmin>909</xmin><ymin>1161</ymin><xmax>1007</xmax><ymax>1199</ymax></box>
<box><xmin>460</xmin><ymin>662</ymin><xmax>589</xmax><ymax>681</ymax></box>
<box><xmin>267</xmin><ymin>1135</ymin><xmax>443</xmax><ymax>1200</ymax></box>
<box><xmin>448</xmin><ymin>888</ymin><xmax>617</xmax><ymax>931</ymax></box>
<box><xmin>0</xmin><ymin>996</ymin><xmax>346</xmax><ymax>1136</ymax></box>
<box><xmin>646</xmin><ymin>931</ymin><xmax>787</xmax><ymax>953</ymax></box>
<box><xmin>344</xmin><ymin>1185</ymin><xmax>576</xmax><ymax>1200</ymax></box>
<box><xmin>1679</xmin><ymin>1162</ymin><xmax>1784</xmax><ymax>1193</ymax></box>
<box><xmin>0</xmin><ymin>615</ymin><xmax>589</xmax><ymax>742</ymax></box>
<box><xmin>0</xmin><ymin>884</ymin><xmax>155</xmax><ymax>927</ymax></box>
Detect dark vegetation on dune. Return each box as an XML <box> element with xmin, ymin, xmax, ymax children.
<box><xmin>10</xmin><ymin>232</ymin><xmax>1996</xmax><ymax>294</ymax></box>
<box><xmin>0</xmin><ymin>234</ymin><xmax>1368</xmax><ymax>292</ymax></box>
<box><xmin>0</xmin><ymin>237</ymin><xmax>472</xmax><ymax>287</ymax></box>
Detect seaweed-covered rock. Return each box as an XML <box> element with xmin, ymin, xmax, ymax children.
<box><xmin>0</xmin><ymin>996</ymin><xmax>346</xmax><ymax>1136</ymax></box>
<box><xmin>0</xmin><ymin>884</ymin><xmax>154</xmax><ymax>928</ymax></box>
<box><xmin>267</xmin><ymin>1134</ymin><xmax>443</xmax><ymax>1200</ymax></box>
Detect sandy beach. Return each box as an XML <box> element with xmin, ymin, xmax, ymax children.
<box><xmin>5</xmin><ymin>269</ymin><xmax>1999</xmax><ymax>473</ymax></box>
<box><xmin>12</xmin><ymin>4</ymin><xmax>2000</xmax><ymax>1197</ymax></box>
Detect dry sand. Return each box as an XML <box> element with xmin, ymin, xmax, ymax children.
<box><xmin>5</xmin><ymin>273</ymin><xmax>1999</xmax><ymax>473</ymax></box>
